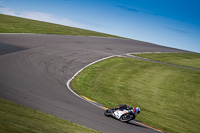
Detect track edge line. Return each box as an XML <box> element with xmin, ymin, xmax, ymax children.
<box><xmin>66</xmin><ymin>54</ymin><xmax>166</xmax><ymax>133</ymax></box>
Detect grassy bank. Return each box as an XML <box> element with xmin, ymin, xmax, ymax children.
<box><xmin>71</xmin><ymin>57</ymin><xmax>200</xmax><ymax>133</ymax></box>
<box><xmin>0</xmin><ymin>14</ymin><xmax>124</xmax><ymax>39</ymax></box>
<box><xmin>133</xmin><ymin>53</ymin><xmax>200</xmax><ymax>69</ymax></box>
<box><xmin>0</xmin><ymin>98</ymin><xmax>101</xmax><ymax>133</ymax></box>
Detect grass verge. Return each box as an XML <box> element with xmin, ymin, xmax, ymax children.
<box><xmin>71</xmin><ymin>57</ymin><xmax>200</xmax><ymax>133</ymax></box>
<box><xmin>0</xmin><ymin>98</ymin><xmax>101</xmax><ymax>133</ymax></box>
<box><xmin>132</xmin><ymin>53</ymin><xmax>200</xmax><ymax>69</ymax></box>
<box><xmin>0</xmin><ymin>14</ymin><xmax>125</xmax><ymax>39</ymax></box>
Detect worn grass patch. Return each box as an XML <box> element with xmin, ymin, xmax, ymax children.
<box><xmin>0</xmin><ymin>98</ymin><xmax>101</xmax><ymax>133</ymax></box>
<box><xmin>71</xmin><ymin>57</ymin><xmax>200</xmax><ymax>133</ymax></box>
<box><xmin>0</xmin><ymin>14</ymin><xmax>125</xmax><ymax>39</ymax></box>
<box><xmin>133</xmin><ymin>53</ymin><xmax>200</xmax><ymax>69</ymax></box>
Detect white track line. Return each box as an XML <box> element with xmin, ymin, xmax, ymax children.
<box><xmin>66</xmin><ymin>54</ymin><xmax>165</xmax><ymax>132</ymax></box>
<box><xmin>66</xmin><ymin>55</ymin><xmax>118</xmax><ymax>110</ymax></box>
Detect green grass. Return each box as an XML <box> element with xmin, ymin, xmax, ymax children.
<box><xmin>0</xmin><ymin>98</ymin><xmax>101</xmax><ymax>133</ymax></box>
<box><xmin>133</xmin><ymin>53</ymin><xmax>200</xmax><ymax>69</ymax></box>
<box><xmin>71</xmin><ymin>57</ymin><xmax>200</xmax><ymax>133</ymax></box>
<box><xmin>0</xmin><ymin>14</ymin><xmax>125</xmax><ymax>39</ymax></box>
<box><xmin>1</xmin><ymin>13</ymin><xmax>200</xmax><ymax>133</ymax></box>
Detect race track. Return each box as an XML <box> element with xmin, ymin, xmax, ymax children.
<box><xmin>0</xmin><ymin>34</ymin><xmax>187</xmax><ymax>133</ymax></box>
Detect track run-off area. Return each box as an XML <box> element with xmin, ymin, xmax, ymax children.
<box><xmin>0</xmin><ymin>34</ymin><xmax>188</xmax><ymax>133</ymax></box>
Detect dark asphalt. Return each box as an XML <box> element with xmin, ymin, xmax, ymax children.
<box><xmin>0</xmin><ymin>34</ymin><xmax>188</xmax><ymax>133</ymax></box>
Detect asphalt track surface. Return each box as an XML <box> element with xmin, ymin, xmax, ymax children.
<box><xmin>0</xmin><ymin>34</ymin><xmax>188</xmax><ymax>133</ymax></box>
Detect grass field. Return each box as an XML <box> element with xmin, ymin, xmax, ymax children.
<box><xmin>0</xmin><ymin>98</ymin><xmax>101</xmax><ymax>133</ymax></box>
<box><xmin>1</xmin><ymin>14</ymin><xmax>200</xmax><ymax>133</ymax></box>
<box><xmin>71</xmin><ymin>56</ymin><xmax>200</xmax><ymax>133</ymax></box>
<box><xmin>133</xmin><ymin>53</ymin><xmax>200</xmax><ymax>69</ymax></box>
<box><xmin>0</xmin><ymin>14</ymin><xmax>124</xmax><ymax>39</ymax></box>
